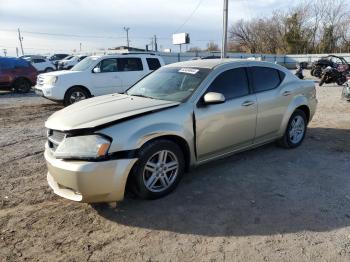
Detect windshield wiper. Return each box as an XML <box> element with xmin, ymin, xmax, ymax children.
<box><xmin>129</xmin><ymin>94</ymin><xmax>154</xmax><ymax>99</ymax></box>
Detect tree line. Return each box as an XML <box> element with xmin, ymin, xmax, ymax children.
<box><xmin>191</xmin><ymin>0</ymin><xmax>350</xmax><ymax>54</ymax></box>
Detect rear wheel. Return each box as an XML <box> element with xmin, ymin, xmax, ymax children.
<box><xmin>336</xmin><ymin>75</ymin><xmax>347</xmax><ymax>86</ymax></box>
<box><xmin>130</xmin><ymin>139</ymin><xmax>185</xmax><ymax>199</ymax></box>
<box><xmin>45</xmin><ymin>67</ymin><xmax>54</xmax><ymax>72</ymax></box>
<box><xmin>13</xmin><ymin>79</ymin><xmax>31</xmax><ymax>93</ymax></box>
<box><xmin>278</xmin><ymin>109</ymin><xmax>307</xmax><ymax>148</ymax></box>
<box><xmin>313</xmin><ymin>68</ymin><xmax>322</xmax><ymax>78</ymax></box>
<box><xmin>64</xmin><ymin>87</ymin><xmax>89</xmax><ymax>106</ymax></box>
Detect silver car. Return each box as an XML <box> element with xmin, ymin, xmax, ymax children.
<box><xmin>44</xmin><ymin>59</ymin><xmax>317</xmax><ymax>202</ymax></box>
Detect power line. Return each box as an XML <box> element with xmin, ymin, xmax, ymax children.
<box><xmin>0</xmin><ymin>28</ymin><xmax>218</xmax><ymax>43</ymax></box>
<box><xmin>174</xmin><ymin>0</ymin><xmax>205</xmax><ymax>33</ymax></box>
<box><xmin>0</xmin><ymin>28</ymin><xmax>172</xmax><ymax>41</ymax></box>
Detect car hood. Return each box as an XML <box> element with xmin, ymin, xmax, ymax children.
<box><xmin>45</xmin><ymin>94</ymin><xmax>180</xmax><ymax>131</ymax></box>
<box><xmin>40</xmin><ymin>70</ymin><xmax>81</xmax><ymax>77</ymax></box>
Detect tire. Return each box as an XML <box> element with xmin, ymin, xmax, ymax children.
<box><xmin>278</xmin><ymin>109</ymin><xmax>307</xmax><ymax>149</ymax></box>
<box><xmin>314</xmin><ymin>68</ymin><xmax>322</xmax><ymax>78</ymax></box>
<box><xmin>13</xmin><ymin>78</ymin><xmax>31</xmax><ymax>93</ymax></box>
<box><xmin>45</xmin><ymin>67</ymin><xmax>54</xmax><ymax>72</ymax></box>
<box><xmin>130</xmin><ymin>139</ymin><xmax>185</xmax><ymax>200</ymax></box>
<box><xmin>310</xmin><ymin>69</ymin><xmax>315</xmax><ymax>76</ymax></box>
<box><xmin>64</xmin><ymin>86</ymin><xmax>90</xmax><ymax>106</ymax></box>
<box><xmin>336</xmin><ymin>75</ymin><xmax>346</xmax><ymax>86</ymax></box>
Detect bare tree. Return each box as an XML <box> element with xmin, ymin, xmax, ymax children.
<box><xmin>228</xmin><ymin>0</ymin><xmax>350</xmax><ymax>54</ymax></box>
<box><xmin>206</xmin><ymin>41</ymin><xmax>220</xmax><ymax>52</ymax></box>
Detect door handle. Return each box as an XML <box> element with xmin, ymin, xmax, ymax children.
<box><xmin>283</xmin><ymin>91</ymin><xmax>292</xmax><ymax>96</ymax></box>
<box><xmin>241</xmin><ymin>100</ymin><xmax>255</xmax><ymax>107</ymax></box>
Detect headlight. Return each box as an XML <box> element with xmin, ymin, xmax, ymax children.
<box><xmin>54</xmin><ymin>135</ymin><xmax>111</xmax><ymax>160</ymax></box>
<box><xmin>44</xmin><ymin>76</ymin><xmax>58</xmax><ymax>85</ymax></box>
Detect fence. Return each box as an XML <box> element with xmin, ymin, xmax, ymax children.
<box><xmin>157</xmin><ymin>51</ymin><xmax>350</xmax><ymax>69</ymax></box>
<box><xmin>83</xmin><ymin>50</ymin><xmax>350</xmax><ymax>69</ymax></box>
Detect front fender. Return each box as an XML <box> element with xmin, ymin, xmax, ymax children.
<box><xmin>100</xmin><ymin>105</ymin><xmax>195</xmax><ymax>164</ymax></box>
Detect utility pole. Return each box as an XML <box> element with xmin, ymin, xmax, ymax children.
<box><xmin>18</xmin><ymin>28</ymin><xmax>24</xmax><ymax>56</ymax></box>
<box><xmin>154</xmin><ymin>35</ymin><xmax>158</xmax><ymax>52</ymax></box>
<box><xmin>16</xmin><ymin>47</ymin><xmax>19</xmax><ymax>57</ymax></box>
<box><xmin>3</xmin><ymin>49</ymin><xmax>7</xmax><ymax>56</ymax></box>
<box><xmin>123</xmin><ymin>27</ymin><xmax>130</xmax><ymax>48</ymax></box>
<box><xmin>221</xmin><ymin>0</ymin><xmax>228</xmax><ymax>59</ymax></box>
<box><xmin>79</xmin><ymin>43</ymin><xmax>82</xmax><ymax>52</ymax></box>
<box><xmin>150</xmin><ymin>37</ymin><xmax>154</xmax><ymax>51</ymax></box>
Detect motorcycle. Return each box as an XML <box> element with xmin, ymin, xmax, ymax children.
<box><xmin>319</xmin><ymin>66</ymin><xmax>347</xmax><ymax>86</ymax></box>
<box><xmin>295</xmin><ymin>64</ymin><xmax>304</xmax><ymax>79</ymax></box>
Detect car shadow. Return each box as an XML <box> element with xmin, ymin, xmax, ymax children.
<box><xmin>94</xmin><ymin>127</ymin><xmax>350</xmax><ymax>236</ymax></box>
<box><xmin>0</xmin><ymin>90</ymin><xmax>37</xmax><ymax>98</ymax></box>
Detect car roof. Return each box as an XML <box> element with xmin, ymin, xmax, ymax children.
<box><xmin>90</xmin><ymin>53</ymin><xmax>162</xmax><ymax>59</ymax></box>
<box><xmin>164</xmin><ymin>58</ymin><xmax>275</xmax><ymax>69</ymax></box>
<box><xmin>0</xmin><ymin>57</ymin><xmax>23</xmax><ymax>61</ymax></box>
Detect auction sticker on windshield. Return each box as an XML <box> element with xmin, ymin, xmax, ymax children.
<box><xmin>179</xmin><ymin>68</ymin><xmax>199</xmax><ymax>74</ymax></box>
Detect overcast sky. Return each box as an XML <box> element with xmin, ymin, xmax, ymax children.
<box><xmin>0</xmin><ymin>0</ymin><xmax>296</xmax><ymax>56</ymax></box>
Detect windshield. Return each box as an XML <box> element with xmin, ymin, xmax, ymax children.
<box><xmin>64</xmin><ymin>56</ymin><xmax>74</xmax><ymax>60</ymax></box>
<box><xmin>71</xmin><ymin>56</ymin><xmax>99</xmax><ymax>71</ymax></box>
<box><xmin>127</xmin><ymin>67</ymin><xmax>211</xmax><ymax>102</ymax></box>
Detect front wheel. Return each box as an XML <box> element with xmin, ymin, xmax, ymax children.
<box><xmin>278</xmin><ymin>109</ymin><xmax>307</xmax><ymax>148</ymax></box>
<box><xmin>336</xmin><ymin>75</ymin><xmax>347</xmax><ymax>86</ymax></box>
<box><xmin>64</xmin><ymin>87</ymin><xmax>89</xmax><ymax>106</ymax></box>
<box><xmin>45</xmin><ymin>67</ymin><xmax>54</xmax><ymax>72</ymax></box>
<box><xmin>131</xmin><ymin>140</ymin><xmax>185</xmax><ymax>199</ymax></box>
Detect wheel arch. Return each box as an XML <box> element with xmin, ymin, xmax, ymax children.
<box><xmin>278</xmin><ymin>95</ymin><xmax>310</xmax><ymax>137</ymax></box>
<box><xmin>295</xmin><ymin>105</ymin><xmax>310</xmax><ymax>123</ymax></box>
<box><xmin>64</xmin><ymin>85</ymin><xmax>92</xmax><ymax>98</ymax></box>
<box><xmin>124</xmin><ymin>134</ymin><xmax>192</xmax><ymax>198</ymax></box>
<box><xmin>11</xmin><ymin>76</ymin><xmax>33</xmax><ymax>87</ymax></box>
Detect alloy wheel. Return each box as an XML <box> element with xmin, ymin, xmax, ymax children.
<box><xmin>289</xmin><ymin>115</ymin><xmax>305</xmax><ymax>144</ymax></box>
<box><xmin>142</xmin><ymin>150</ymin><xmax>179</xmax><ymax>193</ymax></box>
<box><xmin>69</xmin><ymin>91</ymin><xmax>86</xmax><ymax>104</ymax></box>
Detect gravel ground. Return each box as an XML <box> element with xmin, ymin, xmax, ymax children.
<box><xmin>0</xmin><ymin>74</ymin><xmax>350</xmax><ymax>261</ymax></box>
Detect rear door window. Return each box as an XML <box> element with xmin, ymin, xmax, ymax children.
<box><xmin>146</xmin><ymin>58</ymin><xmax>161</xmax><ymax>70</ymax></box>
<box><xmin>33</xmin><ymin>59</ymin><xmax>45</xmax><ymax>63</ymax></box>
<box><xmin>251</xmin><ymin>67</ymin><xmax>282</xmax><ymax>92</ymax></box>
<box><xmin>117</xmin><ymin>58</ymin><xmax>143</xmax><ymax>71</ymax></box>
<box><xmin>207</xmin><ymin>67</ymin><xmax>250</xmax><ymax>100</ymax></box>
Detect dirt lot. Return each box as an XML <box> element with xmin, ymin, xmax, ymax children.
<box><xmin>1</xmin><ymin>77</ymin><xmax>350</xmax><ymax>261</ymax></box>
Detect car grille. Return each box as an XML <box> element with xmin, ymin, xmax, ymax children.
<box><xmin>47</xmin><ymin>129</ymin><xmax>66</xmax><ymax>152</ymax></box>
<box><xmin>37</xmin><ymin>75</ymin><xmax>45</xmax><ymax>86</ymax></box>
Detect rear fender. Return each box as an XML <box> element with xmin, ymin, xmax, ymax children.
<box><xmin>277</xmin><ymin>95</ymin><xmax>308</xmax><ymax>137</ymax></box>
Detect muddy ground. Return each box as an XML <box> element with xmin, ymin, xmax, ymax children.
<box><xmin>0</xmin><ymin>76</ymin><xmax>350</xmax><ymax>261</ymax></box>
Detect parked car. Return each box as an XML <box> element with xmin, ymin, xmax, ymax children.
<box><xmin>44</xmin><ymin>59</ymin><xmax>317</xmax><ymax>203</ymax></box>
<box><xmin>0</xmin><ymin>57</ymin><xmax>37</xmax><ymax>93</ymax></box>
<box><xmin>311</xmin><ymin>55</ymin><xmax>349</xmax><ymax>78</ymax></box>
<box><xmin>35</xmin><ymin>53</ymin><xmax>164</xmax><ymax>105</ymax></box>
<box><xmin>47</xmin><ymin>54</ymin><xmax>70</xmax><ymax>69</ymax></box>
<box><xmin>22</xmin><ymin>56</ymin><xmax>55</xmax><ymax>73</ymax></box>
<box><xmin>57</xmin><ymin>55</ymin><xmax>87</xmax><ymax>70</ymax></box>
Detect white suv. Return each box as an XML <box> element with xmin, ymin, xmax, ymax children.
<box><xmin>22</xmin><ymin>56</ymin><xmax>56</xmax><ymax>72</ymax></box>
<box><xmin>57</xmin><ymin>55</ymin><xmax>87</xmax><ymax>70</ymax></box>
<box><xmin>34</xmin><ymin>53</ymin><xmax>165</xmax><ymax>105</ymax></box>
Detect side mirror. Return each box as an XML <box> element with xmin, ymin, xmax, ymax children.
<box><xmin>203</xmin><ymin>92</ymin><xmax>225</xmax><ymax>105</ymax></box>
<box><xmin>93</xmin><ymin>68</ymin><xmax>101</xmax><ymax>73</ymax></box>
